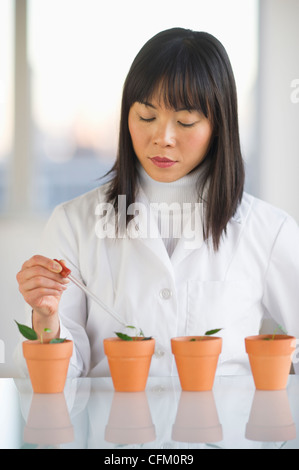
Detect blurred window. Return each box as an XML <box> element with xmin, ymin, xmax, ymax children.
<box><xmin>0</xmin><ymin>0</ymin><xmax>13</xmax><ymax>213</ymax></box>
<box><xmin>2</xmin><ymin>0</ymin><xmax>258</xmax><ymax>215</ymax></box>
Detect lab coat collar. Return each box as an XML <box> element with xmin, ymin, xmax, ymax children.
<box><xmin>99</xmin><ymin>186</ymin><xmax>249</xmax><ymax>270</ymax></box>
<box><xmin>125</xmin><ymin>189</ymin><xmax>250</xmax><ymax>265</ymax></box>
<box><xmin>128</xmin><ymin>187</ymin><xmax>205</xmax><ymax>270</ymax></box>
<box><xmin>170</xmin><ymin>194</ymin><xmax>251</xmax><ymax>266</ymax></box>
<box><xmin>232</xmin><ymin>212</ymin><xmax>242</xmax><ymax>224</ymax></box>
<box><xmin>129</xmin><ymin>186</ymin><xmax>175</xmax><ymax>273</ymax></box>
<box><xmin>231</xmin><ymin>193</ymin><xmax>253</xmax><ymax>224</ymax></box>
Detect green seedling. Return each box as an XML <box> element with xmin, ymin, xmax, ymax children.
<box><xmin>263</xmin><ymin>324</ymin><xmax>287</xmax><ymax>341</ymax></box>
<box><xmin>190</xmin><ymin>329</ymin><xmax>223</xmax><ymax>341</ymax></box>
<box><xmin>15</xmin><ymin>321</ymin><xmax>66</xmax><ymax>344</ymax></box>
<box><xmin>115</xmin><ymin>325</ymin><xmax>152</xmax><ymax>341</ymax></box>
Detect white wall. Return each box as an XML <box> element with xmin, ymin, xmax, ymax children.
<box><xmin>1</xmin><ymin>0</ymin><xmax>298</xmax><ymax>377</ymax></box>
<box><xmin>257</xmin><ymin>0</ymin><xmax>299</xmax><ymax>222</ymax></box>
<box><xmin>0</xmin><ymin>217</ymin><xmax>46</xmax><ymax>377</ymax></box>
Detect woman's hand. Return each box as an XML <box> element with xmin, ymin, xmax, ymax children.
<box><xmin>16</xmin><ymin>255</ymin><xmax>69</xmax><ymax>318</ymax></box>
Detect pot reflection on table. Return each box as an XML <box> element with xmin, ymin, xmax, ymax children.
<box><xmin>246</xmin><ymin>390</ymin><xmax>296</xmax><ymax>443</ymax></box>
<box><xmin>14</xmin><ymin>377</ymin><xmax>91</xmax><ymax>449</ymax></box>
<box><xmin>172</xmin><ymin>391</ymin><xmax>223</xmax><ymax>443</ymax></box>
<box><xmin>105</xmin><ymin>391</ymin><xmax>156</xmax><ymax>445</ymax></box>
<box><xmin>24</xmin><ymin>393</ymin><xmax>74</xmax><ymax>447</ymax></box>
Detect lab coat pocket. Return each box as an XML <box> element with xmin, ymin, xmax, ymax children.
<box><xmin>186</xmin><ymin>280</ymin><xmax>262</xmax><ymax>364</ymax></box>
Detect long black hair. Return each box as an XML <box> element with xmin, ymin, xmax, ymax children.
<box><xmin>105</xmin><ymin>27</ymin><xmax>245</xmax><ymax>250</ymax></box>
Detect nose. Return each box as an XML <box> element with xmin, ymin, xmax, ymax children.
<box><xmin>153</xmin><ymin>122</ymin><xmax>176</xmax><ymax>147</ymax></box>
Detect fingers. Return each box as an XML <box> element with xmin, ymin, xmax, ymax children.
<box><xmin>22</xmin><ymin>269</ymin><xmax>69</xmax><ymax>292</ymax></box>
<box><xmin>21</xmin><ymin>255</ymin><xmax>63</xmax><ymax>274</ymax></box>
<box><xmin>19</xmin><ymin>264</ymin><xmax>68</xmax><ymax>285</ymax></box>
<box><xmin>16</xmin><ymin>255</ymin><xmax>70</xmax><ymax>313</ymax></box>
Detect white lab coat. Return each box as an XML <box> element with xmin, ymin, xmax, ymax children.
<box><xmin>34</xmin><ymin>184</ymin><xmax>299</xmax><ymax>378</ymax></box>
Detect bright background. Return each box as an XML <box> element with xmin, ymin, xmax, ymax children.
<box><xmin>0</xmin><ymin>0</ymin><xmax>298</xmax><ymax>376</ymax></box>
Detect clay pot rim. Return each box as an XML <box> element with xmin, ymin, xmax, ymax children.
<box><xmin>245</xmin><ymin>335</ymin><xmax>296</xmax><ymax>357</ymax></box>
<box><xmin>171</xmin><ymin>336</ymin><xmax>222</xmax><ymax>343</ymax></box>
<box><xmin>104</xmin><ymin>337</ymin><xmax>155</xmax><ymax>349</ymax></box>
<box><xmin>22</xmin><ymin>339</ymin><xmax>73</xmax><ymax>348</ymax></box>
<box><xmin>171</xmin><ymin>336</ymin><xmax>222</xmax><ymax>358</ymax></box>
<box><xmin>22</xmin><ymin>339</ymin><xmax>73</xmax><ymax>361</ymax></box>
<box><xmin>104</xmin><ymin>337</ymin><xmax>154</xmax><ymax>343</ymax></box>
<box><xmin>103</xmin><ymin>337</ymin><xmax>156</xmax><ymax>359</ymax></box>
<box><xmin>245</xmin><ymin>335</ymin><xmax>296</xmax><ymax>342</ymax></box>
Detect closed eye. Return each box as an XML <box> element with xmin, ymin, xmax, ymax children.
<box><xmin>178</xmin><ymin>121</ymin><xmax>196</xmax><ymax>128</ymax></box>
<box><xmin>139</xmin><ymin>116</ymin><xmax>155</xmax><ymax>123</ymax></box>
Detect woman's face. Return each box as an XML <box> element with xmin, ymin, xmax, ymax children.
<box><xmin>128</xmin><ymin>97</ymin><xmax>213</xmax><ymax>182</ymax></box>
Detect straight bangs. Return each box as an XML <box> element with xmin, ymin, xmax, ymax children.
<box><xmin>124</xmin><ymin>39</ymin><xmax>214</xmax><ymax>125</ymax></box>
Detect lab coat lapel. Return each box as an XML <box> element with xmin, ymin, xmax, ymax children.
<box><xmin>127</xmin><ymin>188</ymin><xmax>175</xmax><ymax>274</ymax></box>
<box><xmin>170</xmin><ymin>233</ymin><xmax>204</xmax><ymax>267</ymax></box>
<box><xmin>170</xmin><ymin>197</ymin><xmax>248</xmax><ymax>268</ymax></box>
<box><xmin>130</xmin><ymin>187</ymin><xmax>205</xmax><ymax>270</ymax></box>
<box><xmin>170</xmin><ymin>200</ymin><xmax>205</xmax><ymax>267</ymax></box>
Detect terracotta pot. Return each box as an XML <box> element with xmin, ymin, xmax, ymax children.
<box><xmin>103</xmin><ymin>337</ymin><xmax>155</xmax><ymax>392</ymax></box>
<box><xmin>171</xmin><ymin>336</ymin><xmax>222</xmax><ymax>391</ymax></box>
<box><xmin>22</xmin><ymin>340</ymin><xmax>73</xmax><ymax>394</ymax></box>
<box><xmin>245</xmin><ymin>335</ymin><xmax>296</xmax><ymax>391</ymax></box>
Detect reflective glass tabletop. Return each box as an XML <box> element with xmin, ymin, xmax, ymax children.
<box><xmin>0</xmin><ymin>375</ymin><xmax>298</xmax><ymax>450</ymax></box>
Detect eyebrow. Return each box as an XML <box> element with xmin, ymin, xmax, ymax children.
<box><xmin>139</xmin><ymin>101</ymin><xmax>196</xmax><ymax>113</ymax></box>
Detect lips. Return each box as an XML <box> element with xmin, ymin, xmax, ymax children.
<box><xmin>151</xmin><ymin>156</ymin><xmax>174</xmax><ymax>163</ymax></box>
<box><xmin>150</xmin><ymin>156</ymin><xmax>177</xmax><ymax>168</ymax></box>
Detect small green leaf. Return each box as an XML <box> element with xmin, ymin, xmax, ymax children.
<box><xmin>278</xmin><ymin>324</ymin><xmax>287</xmax><ymax>335</ymax></box>
<box><xmin>190</xmin><ymin>338</ymin><xmax>196</xmax><ymax>342</ymax></box>
<box><xmin>49</xmin><ymin>338</ymin><xmax>66</xmax><ymax>344</ymax></box>
<box><xmin>44</xmin><ymin>328</ymin><xmax>52</xmax><ymax>333</ymax></box>
<box><xmin>115</xmin><ymin>332</ymin><xmax>133</xmax><ymax>341</ymax></box>
<box><xmin>15</xmin><ymin>321</ymin><xmax>38</xmax><ymax>341</ymax></box>
<box><xmin>205</xmin><ymin>328</ymin><xmax>222</xmax><ymax>336</ymax></box>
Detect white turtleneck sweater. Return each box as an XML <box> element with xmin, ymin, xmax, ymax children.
<box><xmin>137</xmin><ymin>164</ymin><xmax>206</xmax><ymax>256</ymax></box>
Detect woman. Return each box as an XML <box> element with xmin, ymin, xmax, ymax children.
<box><xmin>16</xmin><ymin>28</ymin><xmax>299</xmax><ymax>377</ymax></box>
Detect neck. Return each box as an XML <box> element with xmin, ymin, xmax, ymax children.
<box><xmin>137</xmin><ymin>163</ymin><xmax>207</xmax><ymax>256</ymax></box>
<box><xmin>137</xmin><ymin>164</ymin><xmax>205</xmax><ymax>206</ymax></box>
